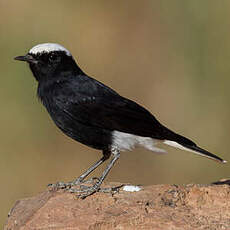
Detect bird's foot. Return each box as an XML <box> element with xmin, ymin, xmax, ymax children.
<box><xmin>48</xmin><ymin>178</ymin><xmax>124</xmax><ymax>199</ymax></box>
<box><xmin>69</xmin><ymin>182</ymin><xmax>101</xmax><ymax>199</ymax></box>
<box><xmin>47</xmin><ymin>177</ymin><xmax>100</xmax><ymax>191</ymax></box>
<box><xmin>68</xmin><ymin>182</ymin><xmax>124</xmax><ymax>199</ymax></box>
<box><xmin>48</xmin><ymin>181</ymin><xmax>73</xmax><ymax>190</ymax></box>
<box><xmin>98</xmin><ymin>184</ymin><xmax>124</xmax><ymax>194</ymax></box>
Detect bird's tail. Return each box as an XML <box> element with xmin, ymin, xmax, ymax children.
<box><xmin>163</xmin><ymin>132</ymin><xmax>226</xmax><ymax>163</ymax></box>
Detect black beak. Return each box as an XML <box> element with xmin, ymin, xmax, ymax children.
<box><xmin>14</xmin><ymin>54</ymin><xmax>37</xmax><ymax>63</ymax></box>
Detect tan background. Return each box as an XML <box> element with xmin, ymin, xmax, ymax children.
<box><xmin>1</xmin><ymin>1</ymin><xmax>230</xmax><ymax>227</ymax></box>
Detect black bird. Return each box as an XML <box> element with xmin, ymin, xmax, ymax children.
<box><xmin>15</xmin><ymin>43</ymin><xmax>226</xmax><ymax>198</ymax></box>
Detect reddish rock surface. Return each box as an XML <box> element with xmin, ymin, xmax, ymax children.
<box><xmin>4</xmin><ymin>182</ymin><xmax>230</xmax><ymax>230</ymax></box>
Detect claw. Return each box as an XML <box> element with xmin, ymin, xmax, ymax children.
<box><xmin>48</xmin><ymin>178</ymin><xmax>124</xmax><ymax>198</ymax></box>
<box><xmin>74</xmin><ymin>183</ymin><xmax>124</xmax><ymax>199</ymax></box>
<box><xmin>76</xmin><ymin>183</ymin><xmax>100</xmax><ymax>199</ymax></box>
<box><xmin>48</xmin><ymin>181</ymin><xmax>72</xmax><ymax>190</ymax></box>
<box><xmin>99</xmin><ymin>184</ymin><xmax>124</xmax><ymax>194</ymax></box>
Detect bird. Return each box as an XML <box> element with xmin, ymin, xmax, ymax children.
<box><xmin>15</xmin><ymin>43</ymin><xmax>226</xmax><ymax>198</ymax></box>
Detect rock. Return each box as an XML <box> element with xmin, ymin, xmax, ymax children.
<box><xmin>4</xmin><ymin>182</ymin><xmax>230</xmax><ymax>230</ymax></box>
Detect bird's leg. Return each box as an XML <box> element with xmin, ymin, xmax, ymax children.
<box><xmin>48</xmin><ymin>150</ymin><xmax>111</xmax><ymax>189</ymax></box>
<box><xmin>70</xmin><ymin>148</ymin><xmax>121</xmax><ymax>199</ymax></box>
<box><xmin>70</xmin><ymin>152</ymin><xmax>111</xmax><ymax>185</ymax></box>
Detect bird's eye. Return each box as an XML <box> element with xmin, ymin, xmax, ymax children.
<box><xmin>49</xmin><ymin>53</ymin><xmax>58</xmax><ymax>62</ymax></box>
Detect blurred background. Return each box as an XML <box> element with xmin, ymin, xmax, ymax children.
<box><xmin>1</xmin><ymin>0</ymin><xmax>230</xmax><ymax>227</ymax></box>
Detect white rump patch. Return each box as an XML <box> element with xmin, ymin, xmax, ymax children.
<box><xmin>29</xmin><ymin>43</ymin><xmax>71</xmax><ymax>56</ymax></box>
<box><xmin>112</xmin><ymin>131</ymin><xmax>166</xmax><ymax>153</ymax></box>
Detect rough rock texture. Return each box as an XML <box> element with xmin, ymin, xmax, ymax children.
<box><xmin>4</xmin><ymin>182</ymin><xmax>230</xmax><ymax>230</ymax></box>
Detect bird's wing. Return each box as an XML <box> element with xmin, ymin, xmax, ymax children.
<box><xmin>59</xmin><ymin>94</ymin><xmax>175</xmax><ymax>140</ymax></box>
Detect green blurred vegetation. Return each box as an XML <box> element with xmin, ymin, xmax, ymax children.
<box><xmin>1</xmin><ymin>0</ymin><xmax>230</xmax><ymax>227</ymax></box>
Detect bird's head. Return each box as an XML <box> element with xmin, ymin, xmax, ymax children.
<box><xmin>14</xmin><ymin>43</ymin><xmax>80</xmax><ymax>81</ymax></box>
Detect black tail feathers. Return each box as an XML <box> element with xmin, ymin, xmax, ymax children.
<box><xmin>164</xmin><ymin>130</ymin><xmax>226</xmax><ymax>163</ymax></box>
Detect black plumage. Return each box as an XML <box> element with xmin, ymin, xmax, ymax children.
<box><xmin>15</xmin><ymin>43</ymin><xmax>226</xmax><ymax>198</ymax></box>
